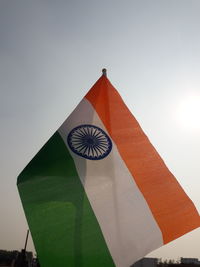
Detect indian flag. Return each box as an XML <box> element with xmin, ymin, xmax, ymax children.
<box><xmin>17</xmin><ymin>72</ymin><xmax>200</xmax><ymax>267</ymax></box>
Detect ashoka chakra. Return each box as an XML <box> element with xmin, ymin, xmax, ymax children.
<box><xmin>67</xmin><ymin>124</ymin><xmax>112</xmax><ymax>160</ymax></box>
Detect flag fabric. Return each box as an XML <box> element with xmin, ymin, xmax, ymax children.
<box><xmin>17</xmin><ymin>73</ymin><xmax>200</xmax><ymax>267</ymax></box>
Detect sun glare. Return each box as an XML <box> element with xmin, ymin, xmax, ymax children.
<box><xmin>177</xmin><ymin>94</ymin><xmax>200</xmax><ymax>132</ymax></box>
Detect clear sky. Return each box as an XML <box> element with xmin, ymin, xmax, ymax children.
<box><xmin>0</xmin><ymin>0</ymin><xmax>200</xmax><ymax>261</ymax></box>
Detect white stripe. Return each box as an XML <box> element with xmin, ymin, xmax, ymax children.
<box><xmin>58</xmin><ymin>98</ymin><xmax>163</xmax><ymax>267</ymax></box>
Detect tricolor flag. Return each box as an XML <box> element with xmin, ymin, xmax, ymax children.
<box><xmin>17</xmin><ymin>71</ymin><xmax>200</xmax><ymax>267</ymax></box>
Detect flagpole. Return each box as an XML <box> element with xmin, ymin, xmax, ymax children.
<box><xmin>102</xmin><ymin>68</ymin><xmax>107</xmax><ymax>77</ymax></box>
<box><xmin>103</xmin><ymin>67</ymin><xmax>123</xmax><ymax>247</ymax></box>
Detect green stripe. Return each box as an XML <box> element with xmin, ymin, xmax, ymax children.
<box><xmin>17</xmin><ymin>132</ymin><xmax>114</xmax><ymax>267</ymax></box>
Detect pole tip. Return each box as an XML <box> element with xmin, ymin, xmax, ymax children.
<box><xmin>102</xmin><ymin>68</ymin><xmax>107</xmax><ymax>77</ymax></box>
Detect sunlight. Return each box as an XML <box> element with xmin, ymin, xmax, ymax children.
<box><xmin>176</xmin><ymin>93</ymin><xmax>200</xmax><ymax>132</ymax></box>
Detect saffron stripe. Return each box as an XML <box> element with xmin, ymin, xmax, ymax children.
<box><xmin>85</xmin><ymin>75</ymin><xmax>200</xmax><ymax>244</ymax></box>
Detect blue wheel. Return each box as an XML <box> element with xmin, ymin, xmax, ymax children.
<box><xmin>67</xmin><ymin>124</ymin><xmax>112</xmax><ymax>160</ymax></box>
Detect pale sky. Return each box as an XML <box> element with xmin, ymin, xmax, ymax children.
<box><xmin>0</xmin><ymin>0</ymin><xmax>200</xmax><ymax>261</ymax></box>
